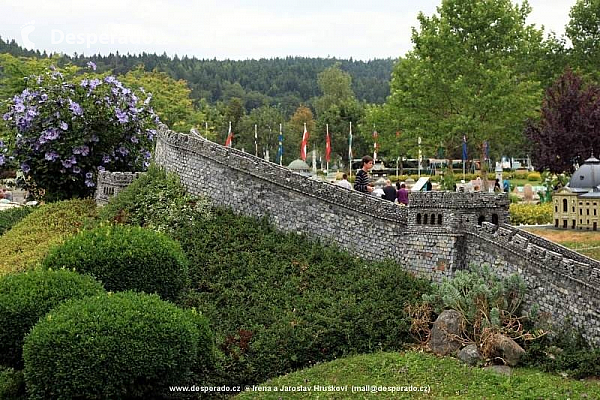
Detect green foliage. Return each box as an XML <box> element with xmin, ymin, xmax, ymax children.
<box><xmin>423</xmin><ymin>263</ymin><xmax>527</xmax><ymax>343</ymax></box>
<box><xmin>0</xmin><ymin>367</ymin><xmax>26</xmax><ymax>400</ymax></box>
<box><xmin>0</xmin><ymin>206</ymin><xmax>34</xmax><ymax>236</ymax></box>
<box><xmin>174</xmin><ymin>208</ymin><xmax>432</xmax><ymax>385</ymax></box>
<box><xmin>237</xmin><ymin>351</ymin><xmax>600</xmax><ymax>399</ymax></box>
<box><xmin>119</xmin><ymin>66</ymin><xmax>206</xmax><ymax>133</ymax></box>
<box><xmin>99</xmin><ymin>164</ymin><xmax>212</xmax><ymax>234</ymax></box>
<box><xmin>509</xmin><ymin>193</ymin><xmax>521</xmax><ymax>204</ymax></box>
<box><xmin>0</xmin><ymin>269</ymin><xmax>105</xmax><ymax>369</ymax></box>
<box><xmin>510</xmin><ymin>203</ymin><xmax>553</xmax><ymax>225</ymax></box>
<box><xmin>382</xmin><ymin>0</ymin><xmax>543</xmax><ymax>160</ymax></box>
<box><xmin>0</xmin><ymin>199</ymin><xmax>98</xmax><ymax>277</ymax></box>
<box><xmin>527</xmin><ymin>172</ymin><xmax>541</xmax><ymax>181</ymax></box>
<box><xmin>440</xmin><ymin>168</ymin><xmax>457</xmax><ymax>191</ymax></box>
<box><xmin>42</xmin><ymin>225</ymin><xmax>189</xmax><ymax>302</ymax></box>
<box><xmin>23</xmin><ymin>291</ymin><xmax>215</xmax><ymax>399</ymax></box>
<box><xmin>567</xmin><ymin>0</ymin><xmax>600</xmax><ymax>81</ymax></box>
<box><xmin>522</xmin><ymin>322</ymin><xmax>600</xmax><ymax>379</ymax></box>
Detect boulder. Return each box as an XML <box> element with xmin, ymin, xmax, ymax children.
<box><xmin>429</xmin><ymin>310</ymin><xmax>463</xmax><ymax>355</ymax></box>
<box><xmin>457</xmin><ymin>344</ymin><xmax>483</xmax><ymax>366</ymax></box>
<box><xmin>489</xmin><ymin>334</ymin><xmax>525</xmax><ymax>366</ymax></box>
<box><xmin>483</xmin><ymin>365</ymin><xmax>512</xmax><ymax>376</ymax></box>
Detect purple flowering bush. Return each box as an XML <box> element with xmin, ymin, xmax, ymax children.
<box><xmin>1</xmin><ymin>65</ymin><xmax>158</xmax><ymax>200</ymax></box>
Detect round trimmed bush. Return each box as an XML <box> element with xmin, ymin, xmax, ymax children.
<box><xmin>0</xmin><ymin>269</ymin><xmax>105</xmax><ymax>369</ymax></box>
<box><xmin>23</xmin><ymin>291</ymin><xmax>214</xmax><ymax>399</ymax></box>
<box><xmin>42</xmin><ymin>225</ymin><xmax>189</xmax><ymax>301</ymax></box>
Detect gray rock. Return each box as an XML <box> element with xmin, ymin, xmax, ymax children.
<box><xmin>483</xmin><ymin>365</ymin><xmax>512</xmax><ymax>376</ymax></box>
<box><xmin>457</xmin><ymin>344</ymin><xmax>483</xmax><ymax>366</ymax></box>
<box><xmin>429</xmin><ymin>310</ymin><xmax>463</xmax><ymax>356</ymax></box>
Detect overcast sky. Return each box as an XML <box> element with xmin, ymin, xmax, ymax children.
<box><xmin>1</xmin><ymin>0</ymin><xmax>577</xmax><ymax>60</ymax></box>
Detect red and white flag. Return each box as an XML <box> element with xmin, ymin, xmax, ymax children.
<box><xmin>225</xmin><ymin>121</ymin><xmax>233</xmax><ymax>147</ymax></box>
<box><xmin>325</xmin><ymin>124</ymin><xmax>331</xmax><ymax>163</ymax></box>
<box><xmin>373</xmin><ymin>129</ymin><xmax>379</xmax><ymax>161</ymax></box>
<box><xmin>300</xmin><ymin>123</ymin><xmax>309</xmax><ymax>161</ymax></box>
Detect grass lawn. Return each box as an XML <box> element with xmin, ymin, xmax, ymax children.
<box><xmin>510</xmin><ymin>178</ymin><xmax>541</xmax><ymax>187</ymax></box>
<box><xmin>523</xmin><ymin>227</ymin><xmax>600</xmax><ymax>261</ymax></box>
<box><xmin>236</xmin><ymin>351</ymin><xmax>600</xmax><ymax>399</ymax></box>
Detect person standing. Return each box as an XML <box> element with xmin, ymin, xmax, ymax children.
<box><xmin>382</xmin><ymin>179</ymin><xmax>397</xmax><ymax>201</ymax></box>
<box><xmin>354</xmin><ymin>155</ymin><xmax>374</xmax><ymax>194</ymax></box>
<box><xmin>397</xmin><ymin>183</ymin><xmax>409</xmax><ymax>205</ymax></box>
<box><xmin>335</xmin><ymin>173</ymin><xmax>353</xmax><ymax>190</ymax></box>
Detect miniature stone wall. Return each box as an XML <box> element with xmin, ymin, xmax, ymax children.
<box><xmin>95</xmin><ymin>171</ymin><xmax>141</xmax><ymax>205</ymax></box>
<box><xmin>146</xmin><ymin>125</ymin><xmax>600</xmax><ymax>345</ymax></box>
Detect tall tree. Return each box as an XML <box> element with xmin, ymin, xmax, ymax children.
<box><xmin>313</xmin><ymin>64</ymin><xmax>355</xmax><ymax>116</ymax></box>
<box><xmin>383</xmin><ymin>0</ymin><xmax>543</xmax><ymax>161</ymax></box>
<box><xmin>566</xmin><ymin>0</ymin><xmax>600</xmax><ymax>81</ymax></box>
<box><xmin>526</xmin><ymin>68</ymin><xmax>600</xmax><ymax>173</ymax></box>
<box><xmin>286</xmin><ymin>106</ymin><xmax>315</xmax><ymax>163</ymax></box>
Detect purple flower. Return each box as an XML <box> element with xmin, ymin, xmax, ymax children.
<box><xmin>97</xmin><ymin>165</ymin><xmax>105</xmax><ymax>172</ymax></box>
<box><xmin>102</xmin><ymin>155</ymin><xmax>111</xmax><ymax>164</ymax></box>
<box><xmin>73</xmin><ymin>166</ymin><xmax>81</xmax><ymax>174</ymax></box>
<box><xmin>21</xmin><ymin>163</ymin><xmax>30</xmax><ymax>174</ymax></box>
<box><xmin>60</xmin><ymin>121</ymin><xmax>68</xmax><ymax>130</ymax></box>
<box><xmin>40</xmin><ymin>93</ymin><xmax>48</xmax><ymax>102</ymax></box>
<box><xmin>117</xmin><ymin>146</ymin><xmax>129</xmax><ymax>156</ymax></box>
<box><xmin>2</xmin><ymin>113</ymin><xmax>10</xmax><ymax>121</ymax></box>
<box><xmin>130</xmin><ymin>136</ymin><xmax>139</xmax><ymax>144</ymax></box>
<box><xmin>44</xmin><ymin>128</ymin><xmax>60</xmax><ymax>141</ymax></box>
<box><xmin>115</xmin><ymin>109</ymin><xmax>129</xmax><ymax>124</ymax></box>
<box><xmin>68</xmin><ymin>99</ymin><xmax>83</xmax><ymax>116</ymax></box>
<box><xmin>87</xmin><ymin>61</ymin><xmax>97</xmax><ymax>71</ymax></box>
<box><xmin>80</xmin><ymin>79</ymin><xmax>89</xmax><ymax>88</ymax></box>
<box><xmin>85</xmin><ymin>179</ymin><xmax>96</xmax><ymax>187</ymax></box>
<box><xmin>85</xmin><ymin>172</ymin><xmax>93</xmax><ymax>179</ymax></box>
<box><xmin>45</xmin><ymin>151</ymin><xmax>59</xmax><ymax>161</ymax></box>
<box><xmin>15</xmin><ymin>103</ymin><xmax>25</xmax><ymax>113</ymax></box>
<box><xmin>0</xmin><ymin>155</ymin><xmax>4</xmax><ymax>166</ymax></box>
<box><xmin>89</xmin><ymin>79</ymin><xmax>101</xmax><ymax>90</ymax></box>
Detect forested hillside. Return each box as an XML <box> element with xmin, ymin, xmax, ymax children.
<box><xmin>0</xmin><ymin>36</ymin><xmax>393</xmax><ymax>111</ymax></box>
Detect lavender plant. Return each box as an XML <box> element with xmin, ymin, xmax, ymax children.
<box><xmin>1</xmin><ymin>63</ymin><xmax>159</xmax><ymax>200</ymax></box>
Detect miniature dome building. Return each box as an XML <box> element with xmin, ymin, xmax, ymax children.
<box><xmin>553</xmin><ymin>155</ymin><xmax>600</xmax><ymax>230</ymax></box>
<box><xmin>288</xmin><ymin>159</ymin><xmax>311</xmax><ymax>176</ymax></box>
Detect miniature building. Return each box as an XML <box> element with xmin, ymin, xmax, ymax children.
<box><xmin>287</xmin><ymin>159</ymin><xmax>311</xmax><ymax>176</ymax></box>
<box><xmin>553</xmin><ymin>155</ymin><xmax>600</xmax><ymax>230</ymax></box>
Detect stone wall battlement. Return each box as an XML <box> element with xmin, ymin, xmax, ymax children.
<box><xmin>464</xmin><ymin>222</ymin><xmax>600</xmax><ymax>289</ymax></box>
<box><xmin>157</xmin><ymin>127</ymin><xmax>408</xmax><ymax>224</ymax></box>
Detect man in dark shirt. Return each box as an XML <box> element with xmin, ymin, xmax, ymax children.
<box><xmin>382</xmin><ymin>179</ymin><xmax>397</xmax><ymax>201</ymax></box>
<box><xmin>354</xmin><ymin>155</ymin><xmax>374</xmax><ymax>193</ymax></box>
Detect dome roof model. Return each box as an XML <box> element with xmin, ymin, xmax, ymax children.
<box><xmin>288</xmin><ymin>159</ymin><xmax>310</xmax><ymax>171</ymax></box>
<box><xmin>568</xmin><ymin>155</ymin><xmax>600</xmax><ymax>193</ymax></box>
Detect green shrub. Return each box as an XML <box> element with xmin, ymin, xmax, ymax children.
<box><xmin>528</xmin><ymin>172</ymin><xmax>541</xmax><ymax>181</ymax></box>
<box><xmin>42</xmin><ymin>225</ymin><xmax>189</xmax><ymax>301</ymax></box>
<box><xmin>522</xmin><ymin>322</ymin><xmax>600</xmax><ymax>379</ymax></box>
<box><xmin>176</xmin><ymin>208</ymin><xmax>432</xmax><ymax>385</ymax></box>
<box><xmin>513</xmin><ymin>171</ymin><xmax>529</xmax><ymax>180</ymax></box>
<box><xmin>422</xmin><ymin>264</ymin><xmax>529</xmax><ymax>347</ymax></box>
<box><xmin>0</xmin><ymin>269</ymin><xmax>105</xmax><ymax>369</ymax></box>
<box><xmin>0</xmin><ymin>367</ymin><xmax>26</xmax><ymax>400</ymax></box>
<box><xmin>509</xmin><ymin>193</ymin><xmax>521</xmax><ymax>203</ymax></box>
<box><xmin>23</xmin><ymin>291</ymin><xmax>215</xmax><ymax>399</ymax></box>
<box><xmin>0</xmin><ymin>206</ymin><xmax>35</xmax><ymax>236</ymax></box>
<box><xmin>510</xmin><ymin>203</ymin><xmax>553</xmax><ymax>225</ymax></box>
<box><xmin>0</xmin><ymin>199</ymin><xmax>98</xmax><ymax>277</ymax></box>
<box><xmin>99</xmin><ymin>164</ymin><xmax>211</xmax><ymax>234</ymax></box>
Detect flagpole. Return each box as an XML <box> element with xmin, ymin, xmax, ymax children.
<box><xmin>254</xmin><ymin>124</ymin><xmax>258</xmax><ymax>157</ymax></box>
<box><xmin>326</xmin><ymin>124</ymin><xmax>329</xmax><ymax>174</ymax></box>
<box><xmin>279</xmin><ymin>123</ymin><xmax>283</xmax><ymax>166</ymax></box>
<box><xmin>348</xmin><ymin>121</ymin><xmax>353</xmax><ymax>180</ymax></box>
<box><xmin>205</xmin><ymin>121</ymin><xmax>208</xmax><ymax>136</ymax></box>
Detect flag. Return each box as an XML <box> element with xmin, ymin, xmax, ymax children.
<box><xmin>462</xmin><ymin>135</ymin><xmax>468</xmax><ymax>161</ymax></box>
<box><xmin>348</xmin><ymin>122</ymin><xmax>353</xmax><ymax>161</ymax></box>
<box><xmin>325</xmin><ymin>124</ymin><xmax>331</xmax><ymax>163</ymax></box>
<box><xmin>300</xmin><ymin>123</ymin><xmax>309</xmax><ymax>161</ymax></box>
<box><xmin>373</xmin><ymin>129</ymin><xmax>379</xmax><ymax>161</ymax></box>
<box><xmin>277</xmin><ymin>123</ymin><xmax>283</xmax><ymax>165</ymax></box>
<box><xmin>225</xmin><ymin>121</ymin><xmax>233</xmax><ymax>147</ymax></box>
